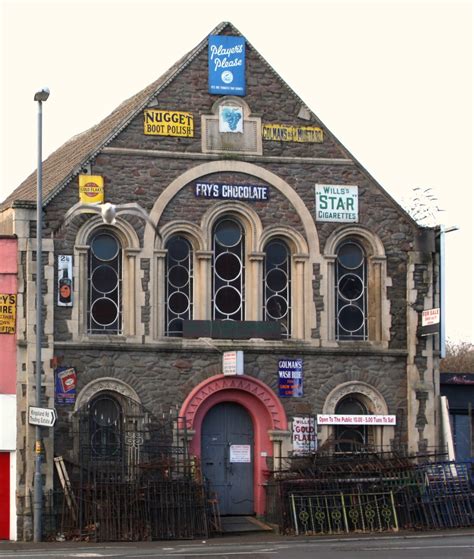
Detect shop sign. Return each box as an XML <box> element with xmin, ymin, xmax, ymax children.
<box><xmin>278</xmin><ymin>358</ymin><xmax>303</xmax><ymax>398</ymax></box>
<box><xmin>208</xmin><ymin>35</ymin><xmax>246</xmax><ymax>96</ymax></box>
<box><xmin>79</xmin><ymin>175</ymin><xmax>104</xmax><ymax>204</ymax></box>
<box><xmin>230</xmin><ymin>444</ymin><xmax>251</xmax><ymax>463</ymax></box>
<box><xmin>55</xmin><ymin>366</ymin><xmax>77</xmax><ymax>405</ymax></box>
<box><xmin>0</xmin><ymin>293</ymin><xmax>16</xmax><ymax>334</ymax></box>
<box><xmin>317</xmin><ymin>414</ymin><xmax>396</xmax><ymax>425</ymax></box>
<box><xmin>315</xmin><ymin>184</ymin><xmax>358</xmax><ymax>222</ymax></box>
<box><xmin>195</xmin><ymin>181</ymin><xmax>269</xmax><ymax>201</ymax></box>
<box><xmin>219</xmin><ymin>105</ymin><xmax>243</xmax><ymax>133</ymax></box>
<box><xmin>223</xmin><ymin>350</ymin><xmax>244</xmax><ymax>376</ymax></box>
<box><xmin>263</xmin><ymin>124</ymin><xmax>323</xmax><ymax>143</ymax></box>
<box><xmin>421</xmin><ymin>308</ymin><xmax>440</xmax><ymax>336</ymax></box>
<box><xmin>58</xmin><ymin>255</ymin><xmax>73</xmax><ymax>307</ymax></box>
<box><xmin>292</xmin><ymin>416</ymin><xmax>317</xmax><ymax>454</ymax></box>
<box><xmin>143</xmin><ymin>109</ymin><xmax>194</xmax><ymax>137</ymax></box>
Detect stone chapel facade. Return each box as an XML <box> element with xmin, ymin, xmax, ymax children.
<box><xmin>0</xmin><ymin>22</ymin><xmax>441</xmax><ymax>539</ymax></box>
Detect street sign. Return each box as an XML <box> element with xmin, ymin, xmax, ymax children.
<box><xmin>28</xmin><ymin>406</ymin><xmax>57</xmax><ymax>427</ymax></box>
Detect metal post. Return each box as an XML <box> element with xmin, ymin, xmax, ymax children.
<box><xmin>33</xmin><ymin>89</ymin><xmax>48</xmax><ymax>542</ymax></box>
<box><xmin>438</xmin><ymin>224</ymin><xmax>458</xmax><ymax>359</ymax></box>
<box><xmin>439</xmin><ymin>225</ymin><xmax>446</xmax><ymax>359</ymax></box>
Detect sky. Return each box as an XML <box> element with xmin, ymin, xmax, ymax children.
<box><xmin>0</xmin><ymin>0</ymin><xmax>472</xmax><ymax>342</ymax></box>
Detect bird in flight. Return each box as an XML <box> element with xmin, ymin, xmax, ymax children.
<box><xmin>64</xmin><ymin>202</ymin><xmax>161</xmax><ymax>238</ymax></box>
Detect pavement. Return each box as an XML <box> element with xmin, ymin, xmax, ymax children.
<box><xmin>1</xmin><ymin>526</ymin><xmax>474</xmax><ymax>550</ymax></box>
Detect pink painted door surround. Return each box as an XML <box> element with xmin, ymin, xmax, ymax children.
<box><xmin>179</xmin><ymin>375</ymin><xmax>288</xmax><ymax>516</ymax></box>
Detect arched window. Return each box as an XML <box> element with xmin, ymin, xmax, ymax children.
<box><xmin>335</xmin><ymin>240</ymin><xmax>367</xmax><ymax>340</ymax></box>
<box><xmin>88</xmin><ymin>230</ymin><xmax>122</xmax><ymax>334</ymax></box>
<box><xmin>88</xmin><ymin>394</ymin><xmax>123</xmax><ymax>459</ymax></box>
<box><xmin>335</xmin><ymin>396</ymin><xmax>368</xmax><ymax>452</ymax></box>
<box><xmin>165</xmin><ymin>235</ymin><xmax>193</xmax><ymax>337</ymax></box>
<box><xmin>263</xmin><ymin>239</ymin><xmax>291</xmax><ymax>338</ymax></box>
<box><xmin>212</xmin><ymin>217</ymin><xmax>245</xmax><ymax>321</ymax></box>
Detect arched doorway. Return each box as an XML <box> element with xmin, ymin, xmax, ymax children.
<box><xmin>320</xmin><ymin>381</ymin><xmax>394</xmax><ymax>452</ymax></box>
<box><xmin>202</xmin><ymin>402</ymin><xmax>254</xmax><ymax>515</ymax></box>
<box><xmin>179</xmin><ymin>375</ymin><xmax>288</xmax><ymax>515</ymax></box>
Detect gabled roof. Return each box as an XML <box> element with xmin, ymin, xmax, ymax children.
<box><xmin>0</xmin><ymin>22</ymin><xmax>234</xmax><ymax>211</ymax></box>
<box><xmin>1</xmin><ymin>21</ymin><xmax>419</xmax><ymax>228</ymax></box>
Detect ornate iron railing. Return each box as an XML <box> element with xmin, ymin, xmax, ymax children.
<box><xmin>290</xmin><ymin>492</ymin><xmax>398</xmax><ymax>535</ymax></box>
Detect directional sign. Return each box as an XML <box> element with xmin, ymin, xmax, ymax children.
<box><xmin>28</xmin><ymin>406</ymin><xmax>57</xmax><ymax>427</ymax></box>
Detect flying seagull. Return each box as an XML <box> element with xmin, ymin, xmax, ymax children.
<box><xmin>64</xmin><ymin>202</ymin><xmax>161</xmax><ymax>239</ymax></box>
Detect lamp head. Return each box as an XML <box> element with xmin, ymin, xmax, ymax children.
<box><xmin>34</xmin><ymin>88</ymin><xmax>50</xmax><ymax>102</ymax></box>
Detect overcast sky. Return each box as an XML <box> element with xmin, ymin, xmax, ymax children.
<box><xmin>0</xmin><ymin>0</ymin><xmax>472</xmax><ymax>342</ymax></box>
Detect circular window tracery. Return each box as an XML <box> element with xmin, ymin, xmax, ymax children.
<box><xmin>212</xmin><ymin>218</ymin><xmax>245</xmax><ymax>321</ymax></box>
<box><xmin>166</xmin><ymin>235</ymin><xmax>193</xmax><ymax>337</ymax></box>
<box><xmin>336</xmin><ymin>241</ymin><xmax>367</xmax><ymax>340</ymax></box>
<box><xmin>264</xmin><ymin>240</ymin><xmax>291</xmax><ymax>338</ymax></box>
<box><xmin>88</xmin><ymin>230</ymin><xmax>122</xmax><ymax>334</ymax></box>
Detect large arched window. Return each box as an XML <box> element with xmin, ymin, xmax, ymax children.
<box><xmin>212</xmin><ymin>217</ymin><xmax>245</xmax><ymax>321</ymax></box>
<box><xmin>88</xmin><ymin>394</ymin><xmax>123</xmax><ymax>459</ymax></box>
<box><xmin>88</xmin><ymin>230</ymin><xmax>122</xmax><ymax>334</ymax></box>
<box><xmin>263</xmin><ymin>239</ymin><xmax>291</xmax><ymax>338</ymax></box>
<box><xmin>335</xmin><ymin>396</ymin><xmax>368</xmax><ymax>452</ymax></box>
<box><xmin>335</xmin><ymin>240</ymin><xmax>367</xmax><ymax>340</ymax></box>
<box><xmin>165</xmin><ymin>235</ymin><xmax>193</xmax><ymax>337</ymax></box>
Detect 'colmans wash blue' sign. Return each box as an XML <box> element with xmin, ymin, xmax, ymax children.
<box><xmin>278</xmin><ymin>358</ymin><xmax>303</xmax><ymax>398</ymax></box>
<box><xmin>208</xmin><ymin>35</ymin><xmax>246</xmax><ymax>96</ymax></box>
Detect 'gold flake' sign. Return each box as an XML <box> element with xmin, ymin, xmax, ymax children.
<box><xmin>263</xmin><ymin>124</ymin><xmax>323</xmax><ymax>143</ymax></box>
<box><xmin>144</xmin><ymin>110</ymin><xmax>194</xmax><ymax>137</ymax></box>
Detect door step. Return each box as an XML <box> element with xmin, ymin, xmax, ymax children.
<box><xmin>220</xmin><ymin>515</ymin><xmax>274</xmax><ymax>534</ymax></box>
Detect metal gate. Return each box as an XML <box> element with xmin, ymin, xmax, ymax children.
<box><xmin>201</xmin><ymin>402</ymin><xmax>254</xmax><ymax>515</ymax></box>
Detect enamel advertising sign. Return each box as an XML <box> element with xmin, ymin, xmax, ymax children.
<box><xmin>0</xmin><ymin>294</ymin><xmax>16</xmax><ymax>334</ymax></box>
<box><xmin>208</xmin><ymin>35</ymin><xmax>246</xmax><ymax>96</ymax></box>
<box><xmin>79</xmin><ymin>175</ymin><xmax>104</xmax><ymax>204</ymax></box>
<box><xmin>143</xmin><ymin>110</ymin><xmax>194</xmax><ymax>137</ymax></box>
<box><xmin>278</xmin><ymin>358</ymin><xmax>303</xmax><ymax>398</ymax></box>
<box><xmin>315</xmin><ymin>184</ymin><xmax>359</xmax><ymax>222</ymax></box>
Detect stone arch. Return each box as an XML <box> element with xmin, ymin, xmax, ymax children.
<box><xmin>180</xmin><ymin>374</ymin><xmax>288</xmax><ymax>432</ymax></box>
<box><xmin>320</xmin><ymin>380</ymin><xmax>394</xmax><ymax>450</ymax></box>
<box><xmin>323</xmin><ymin>380</ymin><xmax>389</xmax><ymax>415</ymax></box>
<box><xmin>324</xmin><ymin>224</ymin><xmax>386</xmax><ymax>258</ymax></box>
<box><xmin>74</xmin><ymin>377</ymin><xmax>141</xmax><ymax>412</ymax></box>
<box><xmin>144</xmin><ymin>160</ymin><xmax>320</xmax><ymax>256</ymax></box>
<box><xmin>67</xmin><ymin>205</ymin><xmax>141</xmax><ymax>250</ymax></box>
<box><xmin>259</xmin><ymin>225</ymin><xmax>309</xmax><ymax>254</ymax></box>
<box><xmin>159</xmin><ymin>220</ymin><xmax>205</xmax><ymax>252</ymax></box>
<box><xmin>144</xmin><ymin>161</ymin><xmax>319</xmax><ymax>338</ymax></box>
<box><xmin>200</xmin><ymin>200</ymin><xmax>263</xmax><ymax>252</ymax></box>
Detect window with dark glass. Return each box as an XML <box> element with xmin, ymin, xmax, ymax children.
<box><xmin>88</xmin><ymin>231</ymin><xmax>122</xmax><ymax>334</ymax></box>
<box><xmin>212</xmin><ymin>218</ymin><xmax>244</xmax><ymax>321</ymax></box>
<box><xmin>165</xmin><ymin>235</ymin><xmax>193</xmax><ymax>337</ymax></box>
<box><xmin>335</xmin><ymin>396</ymin><xmax>368</xmax><ymax>452</ymax></box>
<box><xmin>335</xmin><ymin>241</ymin><xmax>367</xmax><ymax>340</ymax></box>
<box><xmin>263</xmin><ymin>240</ymin><xmax>291</xmax><ymax>338</ymax></box>
<box><xmin>89</xmin><ymin>394</ymin><xmax>123</xmax><ymax>458</ymax></box>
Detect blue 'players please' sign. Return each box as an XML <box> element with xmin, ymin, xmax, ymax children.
<box><xmin>208</xmin><ymin>35</ymin><xmax>246</xmax><ymax>96</ymax></box>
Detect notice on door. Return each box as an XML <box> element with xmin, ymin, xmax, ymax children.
<box><xmin>230</xmin><ymin>444</ymin><xmax>251</xmax><ymax>463</ymax></box>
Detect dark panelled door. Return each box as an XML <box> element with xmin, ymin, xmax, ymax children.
<box><xmin>201</xmin><ymin>402</ymin><xmax>254</xmax><ymax>515</ymax></box>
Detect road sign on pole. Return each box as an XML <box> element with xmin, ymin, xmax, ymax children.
<box><xmin>28</xmin><ymin>406</ymin><xmax>57</xmax><ymax>427</ymax></box>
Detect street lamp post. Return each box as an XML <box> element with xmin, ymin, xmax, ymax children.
<box><xmin>33</xmin><ymin>87</ymin><xmax>49</xmax><ymax>543</ymax></box>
